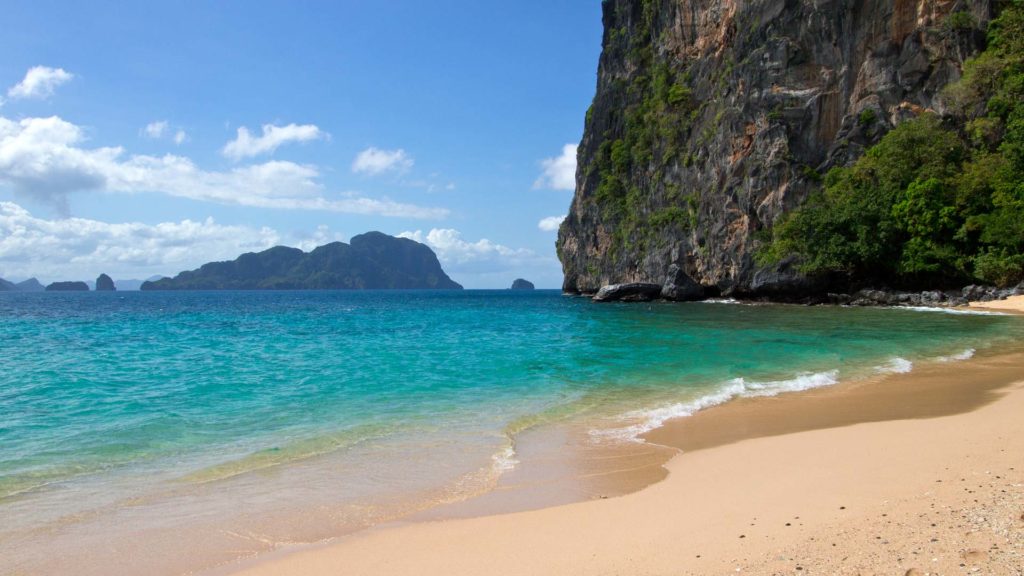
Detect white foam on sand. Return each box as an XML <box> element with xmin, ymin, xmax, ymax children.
<box><xmin>935</xmin><ymin>348</ymin><xmax>976</xmax><ymax>363</ymax></box>
<box><xmin>697</xmin><ymin>298</ymin><xmax>741</xmax><ymax>304</ymax></box>
<box><xmin>897</xmin><ymin>306</ymin><xmax>1008</xmax><ymax>316</ymax></box>
<box><xmin>592</xmin><ymin>370</ymin><xmax>840</xmax><ymax>442</ymax></box>
<box><xmin>876</xmin><ymin>357</ymin><xmax>914</xmax><ymax>374</ymax></box>
<box><xmin>490</xmin><ymin>443</ymin><xmax>519</xmax><ymax>474</ymax></box>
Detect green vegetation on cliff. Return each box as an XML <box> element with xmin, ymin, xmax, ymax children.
<box><xmin>761</xmin><ymin>4</ymin><xmax>1024</xmax><ymax>288</ymax></box>
<box><xmin>589</xmin><ymin>0</ymin><xmax>701</xmax><ymax>257</ymax></box>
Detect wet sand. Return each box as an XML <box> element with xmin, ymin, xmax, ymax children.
<box><xmin>220</xmin><ymin>319</ymin><xmax>1024</xmax><ymax>575</ymax></box>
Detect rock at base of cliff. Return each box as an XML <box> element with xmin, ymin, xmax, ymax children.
<box><xmin>46</xmin><ymin>281</ymin><xmax>89</xmax><ymax>292</ymax></box>
<box><xmin>593</xmin><ymin>283</ymin><xmax>662</xmax><ymax>302</ymax></box>
<box><xmin>660</xmin><ymin>265</ymin><xmax>704</xmax><ymax>301</ymax></box>
<box><xmin>95</xmin><ymin>273</ymin><xmax>116</xmax><ymax>291</ymax></box>
<box><xmin>510</xmin><ymin>278</ymin><xmax>535</xmax><ymax>290</ymax></box>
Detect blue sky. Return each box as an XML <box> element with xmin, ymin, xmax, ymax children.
<box><xmin>0</xmin><ymin>1</ymin><xmax>602</xmax><ymax>288</ymax></box>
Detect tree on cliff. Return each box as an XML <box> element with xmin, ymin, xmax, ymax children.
<box><xmin>761</xmin><ymin>4</ymin><xmax>1024</xmax><ymax>288</ymax></box>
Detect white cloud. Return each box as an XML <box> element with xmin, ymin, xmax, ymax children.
<box><xmin>0</xmin><ymin>115</ymin><xmax>447</xmax><ymax>219</ymax></box>
<box><xmin>7</xmin><ymin>66</ymin><xmax>74</xmax><ymax>100</ymax></box>
<box><xmin>398</xmin><ymin>228</ymin><xmax>528</xmax><ymax>265</ymax></box>
<box><xmin>143</xmin><ymin>121</ymin><xmax>168</xmax><ymax>139</ymax></box>
<box><xmin>0</xmin><ymin>201</ymin><xmax>284</xmax><ymax>282</ymax></box>
<box><xmin>533</xmin><ymin>143</ymin><xmax>577</xmax><ymax>191</ymax></box>
<box><xmin>292</xmin><ymin>224</ymin><xmax>346</xmax><ymax>252</ymax></box>
<box><xmin>142</xmin><ymin>121</ymin><xmax>187</xmax><ymax>145</ymax></box>
<box><xmin>398</xmin><ymin>228</ymin><xmax>561</xmax><ymax>288</ymax></box>
<box><xmin>222</xmin><ymin>123</ymin><xmax>324</xmax><ymax>160</ymax></box>
<box><xmin>538</xmin><ymin>215</ymin><xmax>565</xmax><ymax>231</ymax></box>
<box><xmin>352</xmin><ymin>147</ymin><xmax>413</xmax><ymax>176</ymax></box>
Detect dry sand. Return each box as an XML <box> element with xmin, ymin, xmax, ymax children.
<box><xmin>219</xmin><ymin>340</ymin><xmax>1024</xmax><ymax>576</ymax></box>
<box><xmin>970</xmin><ymin>294</ymin><xmax>1024</xmax><ymax>314</ymax></box>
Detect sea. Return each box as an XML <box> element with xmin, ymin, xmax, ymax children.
<box><xmin>1</xmin><ymin>290</ymin><xmax>1022</xmax><ymax>574</ymax></box>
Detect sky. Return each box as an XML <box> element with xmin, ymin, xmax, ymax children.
<box><xmin>0</xmin><ymin>1</ymin><xmax>603</xmax><ymax>288</ymax></box>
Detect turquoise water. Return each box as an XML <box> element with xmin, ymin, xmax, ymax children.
<box><xmin>1</xmin><ymin>290</ymin><xmax>1022</xmax><ymax>574</ymax></box>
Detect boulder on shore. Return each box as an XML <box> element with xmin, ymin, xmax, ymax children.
<box><xmin>593</xmin><ymin>283</ymin><xmax>662</xmax><ymax>302</ymax></box>
<box><xmin>660</xmin><ymin>264</ymin><xmax>704</xmax><ymax>301</ymax></box>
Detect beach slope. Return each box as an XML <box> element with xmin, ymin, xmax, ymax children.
<box><xmin>224</xmin><ymin>350</ymin><xmax>1024</xmax><ymax>575</ymax></box>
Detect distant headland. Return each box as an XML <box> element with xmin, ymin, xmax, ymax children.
<box><xmin>142</xmin><ymin>232</ymin><xmax>462</xmax><ymax>290</ymax></box>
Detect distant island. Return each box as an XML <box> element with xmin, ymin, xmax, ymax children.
<box><xmin>142</xmin><ymin>231</ymin><xmax>462</xmax><ymax>290</ymax></box>
<box><xmin>0</xmin><ymin>277</ymin><xmax>45</xmax><ymax>292</ymax></box>
<box><xmin>46</xmin><ymin>281</ymin><xmax>89</xmax><ymax>292</ymax></box>
<box><xmin>96</xmin><ymin>274</ymin><xmax>116</xmax><ymax>291</ymax></box>
<box><xmin>510</xmin><ymin>278</ymin><xmax>535</xmax><ymax>290</ymax></box>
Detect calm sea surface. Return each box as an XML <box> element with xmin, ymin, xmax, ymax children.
<box><xmin>1</xmin><ymin>290</ymin><xmax>1021</xmax><ymax>574</ymax></box>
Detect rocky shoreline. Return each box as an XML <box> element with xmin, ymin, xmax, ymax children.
<box><xmin>581</xmin><ymin>281</ymin><xmax>1024</xmax><ymax>308</ymax></box>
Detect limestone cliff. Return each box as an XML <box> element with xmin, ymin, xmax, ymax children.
<box><xmin>558</xmin><ymin>0</ymin><xmax>991</xmax><ymax>298</ymax></box>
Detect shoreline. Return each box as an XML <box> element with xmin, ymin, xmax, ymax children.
<box><xmin>216</xmin><ymin>298</ymin><xmax>1024</xmax><ymax>575</ymax></box>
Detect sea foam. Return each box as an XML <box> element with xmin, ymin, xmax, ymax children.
<box><xmin>897</xmin><ymin>306</ymin><xmax>1008</xmax><ymax>316</ymax></box>
<box><xmin>876</xmin><ymin>357</ymin><xmax>914</xmax><ymax>374</ymax></box>
<box><xmin>936</xmin><ymin>348</ymin><xmax>975</xmax><ymax>362</ymax></box>
<box><xmin>593</xmin><ymin>370</ymin><xmax>840</xmax><ymax>442</ymax></box>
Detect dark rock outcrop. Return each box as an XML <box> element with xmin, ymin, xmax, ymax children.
<box><xmin>46</xmin><ymin>281</ymin><xmax>89</xmax><ymax>292</ymax></box>
<box><xmin>511</xmin><ymin>278</ymin><xmax>535</xmax><ymax>290</ymax></box>
<box><xmin>95</xmin><ymin>274</ymin><xmax>116</xmax><ymax>291</ymax></box>
<box><xmin>141</xmin><ymin>232</ymin><xmax>462</xmax><ymax>291</ymax></box>
<box><xmin>593</xmin><ymin>282</ymin><xmax>663</xmax><ymax>302</ymax></box>
<box><xmin>558</xmin><ymin>0</ymin><xmax>991</xmax><ymax>300</ymax></box>
<box><xmin>826</xmin><ymin>282</ymin><xmax>1024</xmax><ymax>308</ymax></box>
<box><xmin>660</xmin><ymin>264</ymin><xmax>704</xmax><ymax>301</ymax></box>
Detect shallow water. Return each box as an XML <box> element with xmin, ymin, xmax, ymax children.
<box><xmin>1</xmin><ymin>290</ymin><xmax>1021</xmax><ymax>574</ymax></box>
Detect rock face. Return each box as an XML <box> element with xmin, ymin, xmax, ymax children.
<box><xmin>510</xmin><ymin>278</ymin><xmax>535</xmax><ymax>290</ymax></box>
<box><xmin>141</xmin><ymin>232</ymin><xmax>463</xmax><ymax>290</ymax></box>
<box><xmin>95</xmin><ymin>274</ymin><xmax>116</xmax><ymax>291</ymax></box>
<box><xmin>46</xmin><ymin>281</ymin><xmax>89</xmax><ymax>292</ymax></box>
<box><xmin>558</xmin><ymin>0</ymin><xmax>990</xmax><ymax>298</ymax></box>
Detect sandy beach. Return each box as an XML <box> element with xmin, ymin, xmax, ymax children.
<box><xmin>971</xmin><ymin>294</ymin><xmax>1024</xmax><ymax>314</ymax></box>
<box><xmin>216</xmin><ymin>298</ymin><xmax>1024</xmax><ymax>576</ymax></box>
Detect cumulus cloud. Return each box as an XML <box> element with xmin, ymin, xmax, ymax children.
<box><xmin>399</xmin><ymin>228</ymin><xmax>528</xmax><ymax>264</ymax></box>
<box><xmin>399</xmin><ymin>228</ymin><xmax>561</xmax><ymax>288</ymax></box>
<box><xmin>292</xmin><ymin>224</ymin><xmax>347</xmax><ymax>252</ymax></box>
<box><xmin>352</xmin><ymin>147</ymin><xmax>413</xmax><ymax>176</ymax></box>
<box><xmin>533</xmin><ymin>143</ymin><xmax>577</xmax><ymax>191</ymax></box>
<box><xmin>0</xmin><ymin>115</ymin><xmax>446</xmax><ymax>218</ymax></box>
<box><xmin>173</xmin><ymin>130</ymin><xmax>187</xmax><ymax>145</ymax></box>
<box><xmin>538</xmin><ymin>215</ymin><xmax>565</xmax><ymax>231</ymax></box>
<box><xmin>222</xmin><ymin>123</ymin><xmax>324</xmax><ymax>160</ymax></box>
<box><xmin>0</xmin><ymin>201</ymin><xmax>285</xmax><ymax>282</ymax></box>
<box><xmin>7</xmin><ymin>66</ymin><xmax>74</xmax><ymax>100</ymax></box>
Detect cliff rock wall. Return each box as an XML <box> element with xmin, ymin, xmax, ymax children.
<box><xmin>558</xmin><ymin>0</ymin><xmax>991</xmax><ymax>298</ymax></box>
